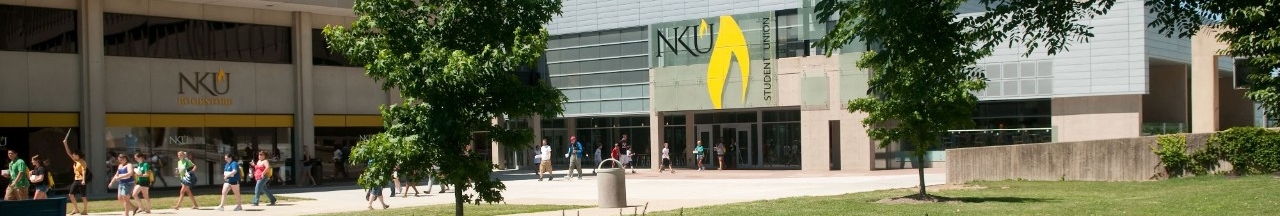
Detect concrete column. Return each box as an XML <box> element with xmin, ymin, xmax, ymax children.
<box><xmin>79</xmin><ymin>0</ymin><xmax>108</xmax><ymax>197</ymax></box>
<box><xmin>292</xmin><ymin>11</ymin><xmax>316</xmax><ymax>185</ymax></box>
<box><xmin>650</xmin><ymin>111</ymin><xmax>664</xmax><ymax>170</ymax></box>
<box><xmin>684</xmin><ymin>112</ymin><xmax>695</xmax><ymax>167</ymax></box>
<box><xmin>491</xmin><ymin>116</ymin><xmax>506</xmax><ymax>169</ymax></box>
<box><xmin>566</xmin><ymin>117</ymin><xmax>576</xmax><ymax>138</ymax></box>
<box><xmin>526</xmin><ymin>115</ymin><xmax>542</xmax><ymax>170</ymax></box>
<box><xmin>1191</xmin><ymin>28</ymin><xmax>1229</xmax><ymax>133</ymax></box>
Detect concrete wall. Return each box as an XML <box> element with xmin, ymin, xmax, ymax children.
<box><xmin>1191</xmin><ymin>28</ymin><xmax>1230</xmax><ymax>133</ymax></box>
<box><xmin>946</xmin><ymin>136</ymin><xmax>1162</xmax><ymax>183</ymax></box>
<box><xmin>1219</xmin><ymin>77</ymin><xmax>1255</xmax><ymax>129</ymax></box>
<box><xmin>781</xmin><ymin>54</ymin><xmax>874</xmax><ymax>172</ymax></box>
<box><xmin>103</xmin><ymin>56</ymin><xmax>296</xmax><ymax>114</ymax></box>
<box><xmin>0</xmin><ymin>51</ymin><xmax>82</xmax><ymax>112</ymax></box>
<box><xmin>312</xmin><ymin>66</ymin><xmax>388</xmax><ymax>115</ymax></box>
<box><xmin>1052</xmin><ymin>95</ymin><xmax>1142</xmax><ymax>142</ymax></box>
<box><xmin>1143</xmin><ymin>65</ymin><xmax>1188</xmax><ymax>123</ymax></box>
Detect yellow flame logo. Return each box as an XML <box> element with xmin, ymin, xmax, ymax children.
<box><xmin>216</xmin><ymin>69</ymin><xmax>227</xmax><ymax>83</ymax></box>
<box><xmin>705</xmin><ymin>16</ymin><xmax>750</xmax><ymax>109</ymax></box>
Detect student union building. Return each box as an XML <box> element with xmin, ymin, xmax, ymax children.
<box><xmin>0</xmin><ymin>0</ymin><xmax>1261</xmax><ymax>197</ymax></box>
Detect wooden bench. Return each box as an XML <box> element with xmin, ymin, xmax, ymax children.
<box><xmin>0</xmin><ymin>197</ymin><xmax>68</xmax><ymax>216</ymax></box>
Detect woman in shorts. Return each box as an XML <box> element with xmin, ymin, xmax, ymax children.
<box><xmin>61</xmin><ymin>138</ymin><xmax>90</xmax><ymax>215</ymax></box>
<box><xmin>109</xmin><ymin>153</ymin><xmax>138</xmax><ymax>216</ymax></box>
<box><xmin>217</xmin><ymin>154</ymin><xmax>244</xmax><ymax>211</ymax></box>
<box><xmin>28</xmin><ymin>155</ymin><xmax>50</xmax><ymax>199</ymax></box>
<box><xmin>174</xmin><ymin>151</ymin><xmax>200</xmax><ymax>210</ymax></box>
<box><xmin>132</xmin><ymin>153</ymin><xmax>154</xmax><ymax>213</ymax></box>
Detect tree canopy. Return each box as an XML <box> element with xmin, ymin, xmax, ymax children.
<box><xmin>814</xmin><ymin>0</ymin><xmax>1116</xmax><ymax>198</ymax></box>
<box><xmin>322</xmin><ymin>0</ymin><xmax>566</xmax><ymax>214</ymax></box>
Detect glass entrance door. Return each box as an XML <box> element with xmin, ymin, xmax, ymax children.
<box><xmin>719</xmin><ymin>123</ymin><xmax>757</xmax><ymax>168</ymax></box>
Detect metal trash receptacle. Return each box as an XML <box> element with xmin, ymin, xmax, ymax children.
<box><xmin>596</xmin><ymin>159</ymin><xmax>627</xmax><ymax>208</ymax></box>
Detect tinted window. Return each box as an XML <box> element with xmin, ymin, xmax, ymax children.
<box><xmin>0</xmin><ymin>5</ymin><xmax>77</xmax><ymax>53</ymax></box>
<box><xmin>311</xmin><ymin>29</ymin><xmax>354</xmax><ymax>66</ymax></box>
<box><xmin>104</xmin><ymin>13</ymin><xmax>291</xmax><ymax>64</ymax></box>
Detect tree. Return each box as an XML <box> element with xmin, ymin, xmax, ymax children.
<box><xmin>1147</xmin><ymin>0</ymin><xmax>1280</xmax><ymax>124</ymax></box>
<box><xmin>814</xmin><ymin>0</ymin><xmax>1116</xmax><ymax>199</ymax></box>
<box><xmin>322</xmin><ymin>0</ymin><xmax>566</xmax><ymax>215</ymax></box>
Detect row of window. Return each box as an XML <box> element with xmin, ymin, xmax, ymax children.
<box><xmin>103</xmin><ymin>13</ymin><xmax>293</xmax><ymax>64</ymax></box>
<box><xmin>0</xmin><ymin>5</ymin><xmax>78</xmax><ymax>53</ymax></box>
<box><xmin>1</xmin><ymin>5</ymin><xmax>361</xmax><ymax>66</ymax></box>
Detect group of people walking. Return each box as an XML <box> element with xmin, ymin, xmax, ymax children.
<box><xmin>535</xmin><ymin>134</ymin><xmax>644</xmax><ymax>181</ymax></box>
<box><xmin>3</xmin><ymin>131</ymin><xmax>92</xmax><ymax>214</ymax></box>
<box><xmin>0</xmin><ymin>130</ymin><xmax>287</xmax><ymax>215</ymax></box>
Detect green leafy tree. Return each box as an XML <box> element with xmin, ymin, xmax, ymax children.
<box><xmin>322</xmin><ymin>0</ymin><xmax>566</xmax><ymax>215</ymax></box>
<box><xmin>1148</xmin><ymin>0</ymin><xmax>1280</xmax><ymax>125</ymax></box>
<box><xmin>814</xmin><ymin>0</ymin><xmax>1116</xmax><ymax>199</ymax></box>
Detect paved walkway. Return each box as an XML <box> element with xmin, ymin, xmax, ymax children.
<box><xmin>86</xmin><ymin>168</ymin><xmax>946</xmax><ymax>215</ymax></box>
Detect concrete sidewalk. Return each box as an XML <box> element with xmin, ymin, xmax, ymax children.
<box><xmin>84</xmin><ymin>168</ymin><xmax>946</xmax><ymax>216</ymax></box>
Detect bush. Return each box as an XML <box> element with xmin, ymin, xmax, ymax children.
<box><xmin>1207</xmin><ymin>127</ymin><xmax>1280</xmax><ymax>175</ymax></box>
<box><xmin>1153</xmin><ymin>134</ymin><xmax>1188</xmax><ymax>177</ymax></box>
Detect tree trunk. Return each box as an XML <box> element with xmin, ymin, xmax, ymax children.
<box><xmin>454</xmin><ymin>182</ymin><xmax>463</xmax><ymax>216</ymax></box>
<box><xmin>917</xmin><ymin>153</ymin><xmax>926</xmax><ymax>197</ymax></box>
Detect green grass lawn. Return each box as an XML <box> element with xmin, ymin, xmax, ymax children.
<box><xmin>308</xmin><ymin>204</ymin><xmax>589</xmax><ymax>216</ymax></box>
<box><xmin>650</xmin><ymin>175</ymin><xmax>1280</xmax><ymax>216</ymax></box>
<box><xmin>64</xmin><ymin>193</ymin><xmax>311</xmax><ymax>213</ymax></box>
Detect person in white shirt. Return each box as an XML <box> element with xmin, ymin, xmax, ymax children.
<box><xmin>537</xmin><ymin>138</ymin><xmax>553</xmax><ymax>181</ymax></box>
<box><xmin>660</xmin><ymin>143</ymin><xmax>674</xmax><ymax>174</ymax></box>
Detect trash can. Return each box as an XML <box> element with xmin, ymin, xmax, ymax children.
<box><xmin>597</xmin><ymin>159</ymin><xmax>627</xmax><ymax>208</ymax></box>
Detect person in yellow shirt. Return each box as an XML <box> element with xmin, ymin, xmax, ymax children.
<box><xmin>62</xmin><ymin>137</ymin><xmax>89</xmax><ymax>215</ymax></box>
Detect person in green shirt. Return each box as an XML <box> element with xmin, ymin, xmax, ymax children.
<box><xmin>4</xmin><ymin>149</ymin><xmax>30</xmax><ymax>201</ymax></box>
<box><xmin>173</xmin><ymin>151</ymin><xmax>200</xmax><ymax>210</ymax></box>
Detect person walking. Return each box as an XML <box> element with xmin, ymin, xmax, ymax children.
<box><xmin>108</xmin><ymin>153</ymin><xmax>138</xmax><ymax>216</ymax></box>
<box><xmin>302</xmin><ymin>154</ymin><xmax>318</xmax><ymax>186</ymax></box>
<box><xmin>365</xmin><ymin>160</ymin><xmax>389</xmax><ymax>210</ymax></box>
<box><xmin>252</xmin><ymin>151</ymin><xmax>277</xmax><ymax>206</ymax></box>
<box><xmin>694</xmin><ymin>141</ymin><xmax>705</xmax><ymax>171</ymax></box>
<box><xmin>610</xmin><ymin>143</ymin><xmax>620</xmax><ymax>168</ymax></box>
<box><xmin>4</xmin><ymin>149</ymin><xmax>29</xmax><ymax>201</ymax></box>
<box><xmin>591</xmin><ymin>145</ymin><xmax>602</xmax><ymax>174</ymax></box>
<box><xmin>661</xmin><ymin>143</ymin><xmax>674</xmax><ymax>174</ymax></box>
<box><xmin>715</xmin><ymin>142</ymin><xmax>726</xmax><ymax>170</ymax></box>
<box><xmin>149</xmin><ymin>153</ymin><xmax>169</xmax><ymax>187</ymax></box>
<box><xmin>564</xmin><ymin>136</ymin><xmax>584</xmax><ymax>180</ymax></box>
<box><xmin>623</xmin><ymin>146</ymin><xmax>637</xmax><ymax>174</ymax></box>
<box><xmin>132</xmin><ymin>153</ymin><xmax>154</xmax><ymax>213</ymax></box>
<box><xmin>333</xmin><ymin>144</ymin><xmax>347</xmax><ymax>179</ymax></box>
<box><xmin>28</xmin><ymin>155</ymin><xmax>50</xmax><ymax>199</ymax></box>
<box><xmin>174</xmin><ymin>151</ymin><xmax>200</xmax><ymax>210</ymax></box>
<box><xmin>537</xmin><ymin>138</ymin><xmax>553</xmax><ymax>181</ymax></box>
<box><xmin>401</xmin><ymin>168</ymin><xmax>421</xmax><ymax>197</ymax></box>
<box><xmin>61</xmin><ymin>138</ymin><xmax>90</xmax><ymax>215</ymax></box>
<box><xmin>217</xmin><ymin>154</ymin><xmax>244</xmax><ymax>211</ymax></box>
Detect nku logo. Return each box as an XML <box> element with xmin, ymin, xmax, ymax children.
<box><xmin>657</xmin><ymin>16</ymin><xmax>754</xmax><ymax>109</ymax></box>
<box><xmin>179</xmin><ymin>69</ymin><xmax>230</xmax><ymax>96</ymax></box>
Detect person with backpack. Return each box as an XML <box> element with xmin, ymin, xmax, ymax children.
<box><xmin>217</xmin><ymin>153</ymin><xmax>244</xmax><ymax>211</ymax></box>
<box><xmin>564</xmin><ymin>136</ymin><xmax>585</xmax><ymax>180</ymax></box>
<box><xmin>108</xmin><ymin>153</ymin><xmax>138</xmax><ymax>216</ymax></box>
<box><xmin>173</xmin><ymin>151</ymin><xmax>200</xmax><ymax>210</ymax></box>
<box><xmin>252</xmin><ymin>151</ymin><xmax>277</xmax><ymax>206</ymax></box>
<box><xmin>28</xmin><ymin>155</ymin><xmax>51</xmax><ymax>199</ymax></box>
<box><xmin>61</xmin><ymin>137</ymin><xmax>91</xmax><ymax>215</ymax></box>
<box><xmin>132</xmin><ymin>153</ymin><xmax>154</xmax><ymax>214</ymax></box>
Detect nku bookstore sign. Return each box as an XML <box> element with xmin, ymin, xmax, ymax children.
<box><xmin>654</xmin><ymin>13</ymin><xmax>776</xmax><ymax>110</ymax></box>
<box><xmin>177</xmin><ymin>69</ymin><xmax>234</xmax><ymax>106</ymax></box>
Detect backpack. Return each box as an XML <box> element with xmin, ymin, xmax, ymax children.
<box><xmin>46</xmin><ymin>169</ymin><xmax>55</xmax><ymax>188</ymax></box>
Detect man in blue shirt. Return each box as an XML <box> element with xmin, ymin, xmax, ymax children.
<box><xmin>565</xmin><ymin>136</ymin><xmax>585</xmax><ymax>180</ymax></box>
